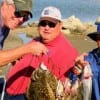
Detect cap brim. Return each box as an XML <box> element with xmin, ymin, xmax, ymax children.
<box><xmin>87</xmin><ymin>32</ymin><xmax>97</xmax><ymax>41</ymax></box>
<box><xmin>39</xmin><ymin>17</ymin><xmax>60</xmax><ymax>23</ymax></box>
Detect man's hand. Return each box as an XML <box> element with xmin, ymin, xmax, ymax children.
<box><xmin>75</xmin><ymin>52</ymin><xmax>89</xmax><ymax>67</ymax></box>
<box><xmin>0</xmin><ymin>41</ymin><xmax>48</xmax><ymax>66</ymax></box>
<box><xmin>26</xmin><ymin>42</ymin><xmax>48</xmax><ymax>56</ymax></box>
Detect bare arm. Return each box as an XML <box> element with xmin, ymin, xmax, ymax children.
<box><xmin>0</xmin><ymin>42</ymin><xmax>48</xmax><ymax>66</ymax></box>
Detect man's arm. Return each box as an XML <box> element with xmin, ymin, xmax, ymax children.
<box><xmin>0</xmin><ymin>42</ymin><xmax>48</xmax><ymax>66</ymax></box>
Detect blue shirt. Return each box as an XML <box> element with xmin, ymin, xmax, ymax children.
<box><xmin>0</xmin><ymin>13</ymin><xmax>10</xmax><ymax>49</ymax></box>
<box><xmin>0</xmin><ymin>11</ymin><xmax>10</xmax><ymax>95</ymax></box>
<box><xmin>85</xmin><ymin>48</ymin><xmax>100</xmax><ymax>100</ymax></box>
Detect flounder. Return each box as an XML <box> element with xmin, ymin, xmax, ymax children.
<box><xmin>27</xmin><ymin>63</ymin><xmax>58</xmax><ymax>100</ymax></box>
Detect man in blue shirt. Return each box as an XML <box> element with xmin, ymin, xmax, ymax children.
<box><xmin>0</xmin><ymin>0</ymin><xmax>33</xmax><ymax>48</ymax></box>
<box><xmin>0</xmin><ymin>0</ymin><xmax>48</xmax><ymax>66</ymax></box>
<box><xmin>84</xmin><ymin>23</ymin><xmax>100</xmax><ymax>100</ymax></box>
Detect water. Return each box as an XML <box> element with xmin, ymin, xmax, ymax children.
<box><xmin>18</xmin><ymin>33</ymin><xmax>32</xmax><ymax>44</ymax></box>
<box><xmin>29</xmin><ymin>0</ymin><xmax>100</xmax><ymax>23</ymax></box>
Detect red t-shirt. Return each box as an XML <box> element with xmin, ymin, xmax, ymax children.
<box><xmin>6</xmin><ymin>33</ymin><xmax>78</xmax><ymax>95</ymax></box>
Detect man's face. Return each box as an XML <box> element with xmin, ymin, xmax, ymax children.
<box><xmin>38</xmin><ymin>20</ymin><xmax>62</xmax><ymax>43</ymax></box>
<box><xmin>3</xmin><ymin>4</ymin><xmax>30</xmax><ymax>29</ymax></box>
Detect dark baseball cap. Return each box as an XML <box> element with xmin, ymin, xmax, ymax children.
<box><xmin>6</xmin><ymin>0</ymin><xmax>33</xmax><ymax>18</ymax></box>
<box><xmin>88</xmin><ymin>24</ymin><xmax>100</xmax><ymax>41</ymax></box>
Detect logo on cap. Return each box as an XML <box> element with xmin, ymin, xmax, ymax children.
<box><xmin>44</xmin><ymin>9</ymin><xmax>50</xmax><ymax>16</ymax></box>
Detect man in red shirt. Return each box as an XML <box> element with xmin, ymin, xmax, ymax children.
<box><xmin>5</xmin><ymin>6</ymin><xmax>78</xmax><ymax>100</ymax></box>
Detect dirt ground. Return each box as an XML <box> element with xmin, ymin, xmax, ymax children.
<box><xmin>66</xmin><ymin>35</ymin><xmax>96</xmax><ymax>54</ymax></box>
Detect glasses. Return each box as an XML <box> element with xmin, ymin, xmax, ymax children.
<box><xmin>38</xmin><ymin>20</ymin><xmax>58</xmax><ymax>28</ymax></box>
<box><xmin>14</xmin><ymin>11</ymin><xmax>33</xmax><ymax>22</ymax></box>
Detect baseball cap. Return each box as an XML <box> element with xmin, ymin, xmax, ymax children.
<box><xmin>6</xmin><ymin>0</ymin><xmax>32</xmax><ymax>17</ymax></box>
<box><xmin>40</xmin><ymin>6</ymin><xmax>62</xmax><ymax>23</ymax></box>
<box><xmin>87</xmin><ymin>24</ymin><xmax>100</xmax><ymax>41</ymax></box>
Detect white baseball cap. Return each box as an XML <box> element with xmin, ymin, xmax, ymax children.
<box><xmin>40</xmin><ymin>6</ymin><xmax>62</xmax><ymax>22</ymax></box>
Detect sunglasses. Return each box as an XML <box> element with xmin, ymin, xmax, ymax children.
<box><xmin>38</xmin><ymin>20</ymin><xmax>58</xmax><ymax>28</ymax></box>
<box><xmin>14</xmin><ymin>11</ymin><xmax>33</xmax><ymax>22</ymax></box>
